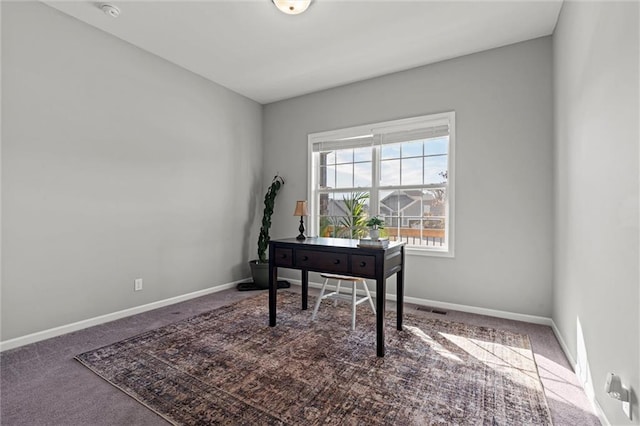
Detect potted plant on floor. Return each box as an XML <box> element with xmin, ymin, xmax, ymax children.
<box><xmin>365</xmin><ymin>216</ymin><xmax>384</xmax><ymax>240</ymax></box>
<box><xmin>248</xmin><ymin>175</ymin><xmax>284</xmax><ymax>289</ymax></box>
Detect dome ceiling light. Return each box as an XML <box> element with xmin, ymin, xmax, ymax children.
<box><xmin>272</xmin><ymin>0</ymin><xmax>312</xmax><ymax>15</ymax></box>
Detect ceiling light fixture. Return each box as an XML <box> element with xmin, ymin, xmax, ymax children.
<box><xmin>100</xmin><ymin>4</ymin><xmax>120</xmax><ymax>18</ymax></box>
<box><xmin>272</xmin><ymin>0</ymin><xmax>312</xmax><ymax>15</ymax></box>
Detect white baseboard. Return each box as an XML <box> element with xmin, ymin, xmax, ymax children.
<box><xmin>550</xmin><ymin>320</ymin><xmax>611</xmax><ymax>426</ymax></box>
<box><xmin>400</xmin><ymin>295</ymin><xmax>553</xmax><ymax>326</ymax></box>
<box><xmin>286</xmin><ymin>278</ymin><xmax>553</xmax><ymax>326</ymax></box>
<box><xmin>550</xmin><ymin>320</ymin><xmax>577</xmax><ymax>367</ymax></box>
<box><xmin>0</xmin><ymin>278</ymin><xmax>248</xmax><ymax>352</ymax></box>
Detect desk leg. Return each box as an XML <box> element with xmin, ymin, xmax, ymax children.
<box><xmin>376</xmin><ymin>277</ymin><xmax>386</xmax><ymax>357</ymax></box>
<box><xmin>396</xmin><ymin>269</ymin><xmax>404</xmax><ymax>331</ymax></box>
<box><xmin>269</xmin><ymin>263</ymin><xmax>277</xmax><ymax>327</ymax></box>
<box><xmin>397</xmin><ymin>245</ymin><xmax>405</xmax><ymax>330</ymax></box>
<box><xmin>301</xmin><ymin>269</ymin><xmax>308</xmax><ymax>310</ymax></box>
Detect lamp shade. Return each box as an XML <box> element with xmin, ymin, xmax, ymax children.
<box><xmin>293</xmin><ymin>200</ymin><xmax>309</xmax><ymax>216</ymax></box>
<box><xmin>273</xmin><ymin>0</ymin><xmax>312</xmax><ymax>15</ymax></box>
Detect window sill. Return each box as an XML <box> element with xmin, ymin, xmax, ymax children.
<box><xmin>405</xmin><ymin>246</ymin><xmax>454</xmax><ymax>258</ymax></box>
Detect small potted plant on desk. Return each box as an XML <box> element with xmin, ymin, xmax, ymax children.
<box><xmin>366</xmin><ymin>216</ymin><xmax>384</xmax><ymax>241</ymax></box>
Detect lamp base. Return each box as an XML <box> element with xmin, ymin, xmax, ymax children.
<box><xmin>296</xmin><ymin>216</ymin><xmax>306</xmax><ymax>240</ymax></box>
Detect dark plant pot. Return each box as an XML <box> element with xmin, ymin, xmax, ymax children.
<box><xmin>249</xmin><ymin>260</ymin><xmax>269</xmax><ymax>289</ymax></box>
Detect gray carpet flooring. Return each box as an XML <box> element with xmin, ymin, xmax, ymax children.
<box><xmin>1</xmin><ymin>287</ymin><xmax>601</xmax><ymax>425</ymax></box>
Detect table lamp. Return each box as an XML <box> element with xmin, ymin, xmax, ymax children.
<box><xmin>293</xmin><ymin>200</ymin><xmax>308</xmax><ymax>240</ymax></box>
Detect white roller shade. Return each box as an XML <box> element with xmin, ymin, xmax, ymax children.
<box><xmin>312</xmin><ymin>119</ymin><xmax>449</xmax><ymax>152</ymax></box>
<box><xmin>312</xmin><ymin>135</ymin><xmax>374</xmax><ymax>152</ymax></box>
<box><xmin>379</xmin><ymin>124</ymin><xmax>449</xmax><ymax>145</ymax></box>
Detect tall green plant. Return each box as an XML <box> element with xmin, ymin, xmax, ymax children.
<box><xmin>257</xmin><ymin>175</ymin><xmax>284</xmax><ymax>263</ymax></box>
<box><xmin>338</xmin><ymin>192</ymin><xmax>369</xmax><ymax>239</ymax></box>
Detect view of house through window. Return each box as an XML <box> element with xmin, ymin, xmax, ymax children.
<box><xmin>308</xmin><ymin>112</ymin><xmax>455</xmax><ymax>255</ymax></box>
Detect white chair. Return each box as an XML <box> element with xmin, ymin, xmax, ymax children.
<box><xmin>311</xmin><ymin>273</ymin><xmax>376</xmax><ymax>330</ymax></box>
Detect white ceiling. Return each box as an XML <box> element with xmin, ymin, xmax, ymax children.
<box><xmin>43</xmin><ymin>0</ymin><xmax>563</xmax><ymax>104</ymax></box>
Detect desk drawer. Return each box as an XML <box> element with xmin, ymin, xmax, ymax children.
<box><xmin>295</xmin><ymin>249</ymin><xmax>349</xmax><ymax>273</ymax></box>
<box><xmin>273</xmin><ymin>248</ymin><xmax>293</xmax><ymax>267</ymax></box>
<box><xmin>351</xmin><ymin>255</ymin><xmax>376</xmax><ymax>277</ymax></box>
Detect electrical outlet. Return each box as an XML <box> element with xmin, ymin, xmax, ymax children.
<box><xmin>134</xmin><ymin>278</ymin><xmax>143</xmax><ymax>291</ymax></box>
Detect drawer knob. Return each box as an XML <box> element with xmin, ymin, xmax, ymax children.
<box><xmin>333</xmin><ymin>259</ymin><xmax>341</xmax><ymax>265</ymax></box>
<box><xmin>359</xmin><ymin>261</ymin><xmax>366</xmax><ymax>267</ymax></box>
<box><xmin>280</xmin><ymin>254</ymin><xmax>287</xmax><ymax>259</ymax></box>
<box><xmin>302</xmin><ymin>255</ymin><xmax>309</xmax><ymax>261</ymax></box>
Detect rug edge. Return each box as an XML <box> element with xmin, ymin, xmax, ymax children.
<box><xmin>524</xmin><ymin>334</ymin><xmax>555</xmax><ymax>426</ymax></box>
<box><xmin>75</xmin><ymin>291</ymin><xmax>287</xmax><ymax>357</ymax></box>
<box><xmin>73</xmin><ymin>356</ymin><xmax>177</xmax><ymax>426</ymax></box>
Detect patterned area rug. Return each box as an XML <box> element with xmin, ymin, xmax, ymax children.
<box><xmin>76</xmin><ymin>291</ymin><xmax>552</xmax><ymax>425</ymax></box>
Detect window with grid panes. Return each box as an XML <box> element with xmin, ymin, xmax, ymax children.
<box><xmin>308</xmin><ymin>112</ymin><xmax>455</xmax><ymax>257</ymax></box>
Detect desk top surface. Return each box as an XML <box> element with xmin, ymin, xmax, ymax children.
<box><xmin>271</xmin><ymin>237</ymin><xmax>404</xmax><ymax>250</ymax></box>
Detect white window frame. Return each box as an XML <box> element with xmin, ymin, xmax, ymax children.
<box><xmin>307</xmin><ymin>111</ymin><xmax>455</xmax><ymax>258</ymax></box>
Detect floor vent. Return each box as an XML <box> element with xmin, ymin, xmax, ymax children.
<box><xmin>416</xmin><ymin>306</ymin><xmax>447</xmax><ymax>315</ymax></box>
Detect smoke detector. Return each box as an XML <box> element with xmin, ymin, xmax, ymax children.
<box><xmin>100</xmin><ymin>4</ymin><xmax>120</xmax><ymax>18</ymax></box>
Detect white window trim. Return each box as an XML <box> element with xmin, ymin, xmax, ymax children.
<box><xmin>307</xmin><ymin>112</ymin><xmax>455</xmax><ymax>258</ymax></box>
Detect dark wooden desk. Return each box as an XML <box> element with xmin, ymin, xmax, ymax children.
<box><xmin>268</xmin><ymin>237</ymin><xmax>405</xmax><ymax>357</ymax></box>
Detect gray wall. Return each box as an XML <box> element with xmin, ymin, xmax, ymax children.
<box><xmin>1</xmin><ymin>2</ymin><xmax>263</xmax><ymax>340</ymax></box>
<box><xmin>553</xmin><ymin>2</ymin><xmax>639</xmax><ymax>424</ymax></box>
<box><xmin>3</xmin><ymin>4</ymin><xmax>637</xmax><ymax>423</ymax></box>
<box><xmin>263</xmin><ymin>37</ymin><xmax>554</xmax><ymax>317</ymax></box>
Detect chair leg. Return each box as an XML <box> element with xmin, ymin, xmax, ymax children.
<box><xmin>362</xmin><ymin>280</ymin><xmax>376</xmax><ymax>314</ymax></box>
<box><xmin>334</xmin><ymin>280</ymin><xmax>342</xmax><ymax>307</ymax></box>
<box><xmin>351</xmin><ymin>281</ymin><xmax>357</xmax><ymax>330</ymax></box>
<box><xmin>312</xmin><ymin>277</ymin><xmax>330</xmax><ymax>321</ymax></box>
